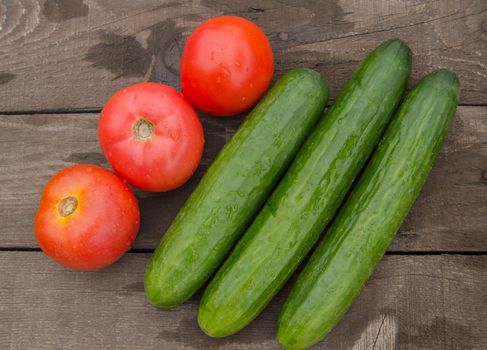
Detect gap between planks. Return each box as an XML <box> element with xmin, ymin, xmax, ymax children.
<box><xmin>0</xmin><ymin>102</ymin><xmax>484</xmax><ymax>116</ymax></box>
<box><xmin>0</xmin><ymin>247</ymin><xmax>485</xmax><ymax>256</ymax></box>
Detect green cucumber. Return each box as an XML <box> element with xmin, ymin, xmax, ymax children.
<box><xmin>277</xmin><ymin>69</ymin><xmax>459</xmax><ymax>350</ymax></box>
<box><xmin>145</xmin><ymin>69</ymin><xmax>329</xmax><ymax>308</ymax></box>
<box><xmin>198</xmin><ymin>39</ymin><xmax>411</xmax><ymax>337</ymax></box>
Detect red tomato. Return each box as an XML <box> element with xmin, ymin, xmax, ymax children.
<box><xmin>180</xmin><ymin>16</ymin><xmax>274</xmax><ymax>116</ymax></box>
<box><xmin>98</xmin><ymin>82</ymin><xmax>204</xmax><ymax>192</ymax></box>
<box><xmin>34</xmin><ymin>164</ymin><xmax>140</xmax><ymax>271</ymax></box>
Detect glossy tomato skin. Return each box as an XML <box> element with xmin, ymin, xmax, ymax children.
<box><xmin>180</xmin><ymin>16</ymin><xmax>274</xmax><ymax>116</ymax></box>
<box><xmin>99</xmin><ymin>82</ymin><xmax>204</xmax><ymax>192</ymax></box>
<box><xmin>34</xmin><ymin>164</ymin><xmax>140</xmax><ymax>271</ymax></box>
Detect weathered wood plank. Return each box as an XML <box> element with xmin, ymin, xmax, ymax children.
<box><xmin>0</xmin><ymin>252</ymin><xmax>485</xmax><ymax>349</ymax></box>
<box><xmin>0</xmin><ymin>0</ymin><xmax>485</xmax><ymax>113</ymax></box>
<box><xmin>0</xmin><ymin>106</ymin><xmax>486</xmax><ymax>251</ymax></box>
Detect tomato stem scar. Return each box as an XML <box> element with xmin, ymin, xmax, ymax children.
<box><xmin>133</xmin><ymin>117</ymin><xmax>155</xmax><ymax>141</ymax></box>
<box><xmin>58</xmin><ymin>196</ymin><xmax>78</xmax><ymax>217</ymax></box>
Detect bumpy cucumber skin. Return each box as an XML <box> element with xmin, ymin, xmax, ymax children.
<box><xmin>277</xmin><ymin>70</ymin><xmax>460</xmax><ymax>350</ymax></box>
<box><xmin>145</xmin><ymin>69</ymin><xmax>329</xmax><ymax>308</ymax></box>
<box><xmin>198</xmin><ymin>39</ymin><xmax>411</xmax><ymax>337</ymax></box>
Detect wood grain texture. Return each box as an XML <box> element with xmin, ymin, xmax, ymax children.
<box><xmin>0</xmin><ymin>1</ymin><xmax>484</xmax><ymax>349</ymax></box>
<box><xmin>0</xmin><ymin>252</ymin><xmax>485</xmax><ymax>349</ymax></box>
<box><xmin>0</xmin><ymin>0</ymin><xmax>485</xmax><ymax>113</ymax></box>
<box><xmin>0</xmin><ymin>107</ymin><xmax>486</xmax><ymax>251</ymax></box>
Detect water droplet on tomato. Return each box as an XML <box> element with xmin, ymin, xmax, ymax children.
<box><xmin>222</xmin><ymin>67</ymin><xmax>230</xmax><ymax>76</ymax></box>
<box><xmin>249</xmin><ymin>82</ymin><xmax>254</xmax><ymax>89</ymax></box>
<box><xmin>234</xmin><ymin>61</ymin><xmax>241</xmax><ymax>67</ymax></box>
<box><xmin>241</xmin><ymin>96</ymin><xmax>247</xmax><ymax>102</ymax></box>
<box><xmin>216</xmin><ymin>76</ymin><xmax>222</xmax><ymax>84</ymax></box>
<box><xmin>108</xmin><ymin>151</ymin><xmax>112</xmax><ymax>157</ymax></box>
<box><xmin>96</xmin><ymin>177</ymin><xmax>101</xmax><ymax>182</ymax></box>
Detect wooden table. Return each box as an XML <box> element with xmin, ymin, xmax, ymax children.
<box><xmin>1</xmin><ymin>1</ymin><xmax>486</xmax><ymax>349</ymax></box>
